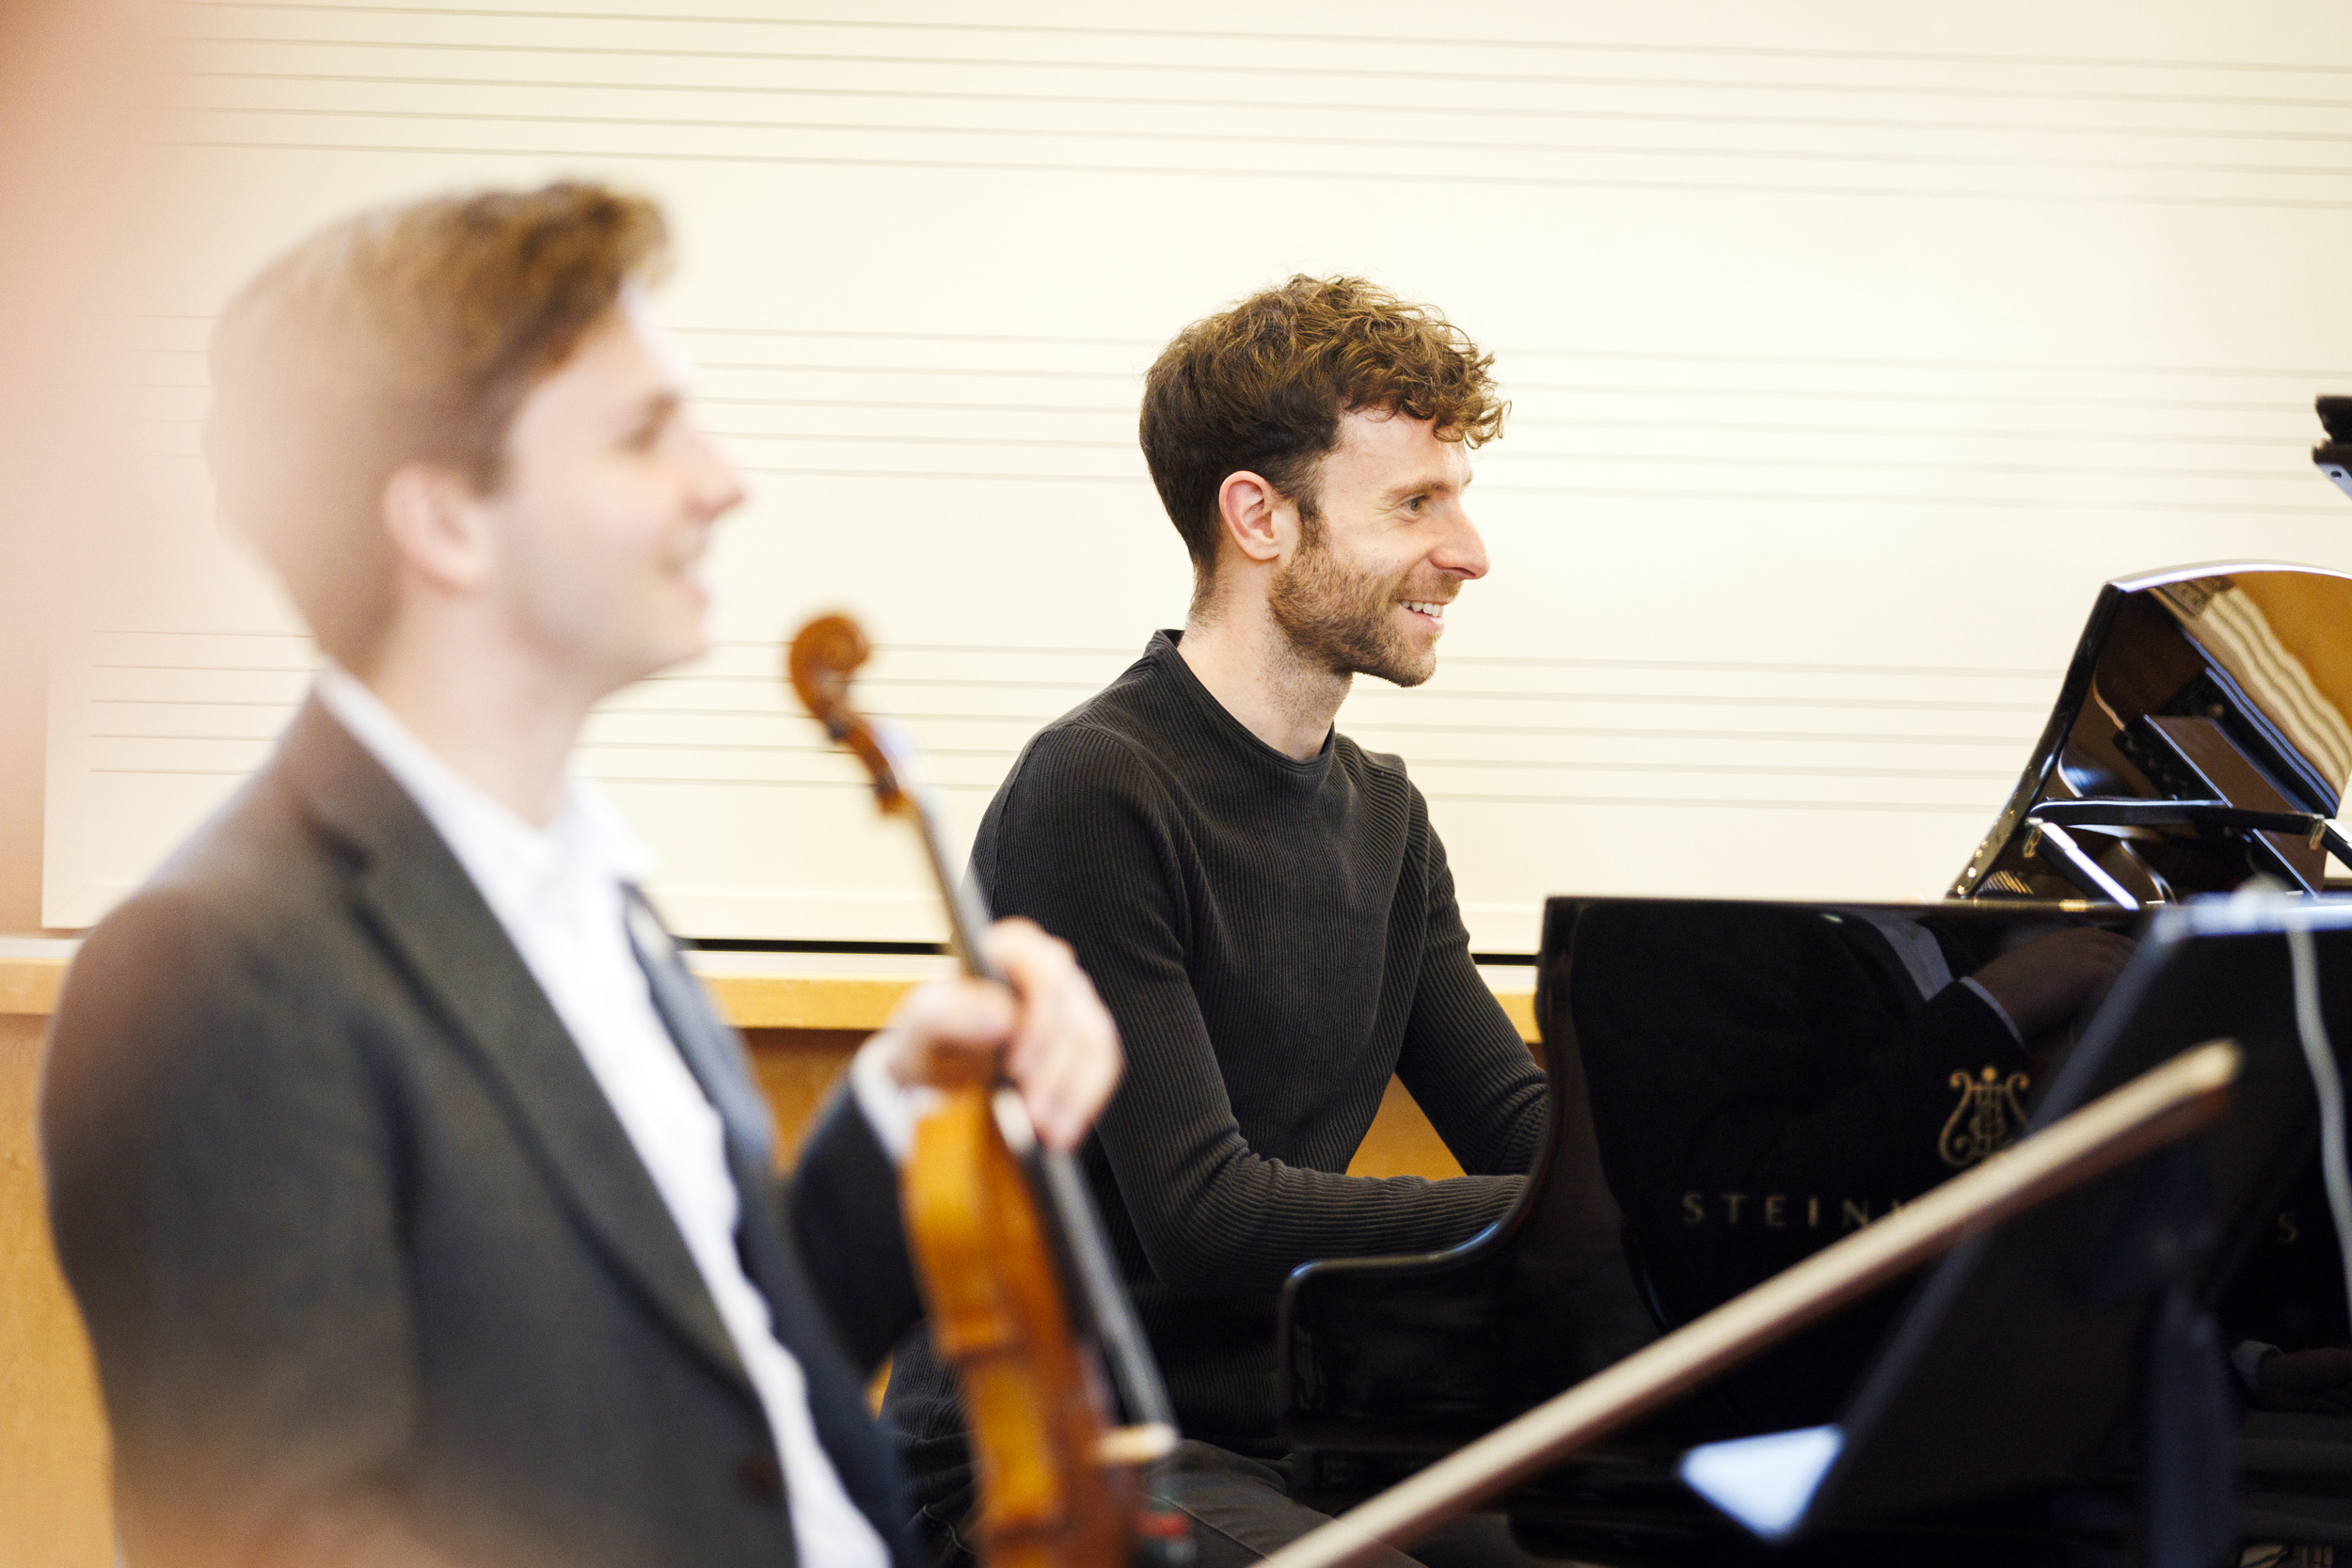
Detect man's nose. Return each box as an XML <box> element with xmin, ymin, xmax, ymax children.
<box><xmin>1433</xmin><ymin>501</ymin><xmax>1488</xmax><ymax>581</ymax></box>
<box><xmin>683</xmin><ymin>422</ymin><xmax>748</xmax><ymax>520</ymax></box>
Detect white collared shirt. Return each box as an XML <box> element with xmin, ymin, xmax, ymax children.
<box><xmin>315</xmin><ymin>667</ymin><xmax>893</xmax><ymax>1568</ymax></box>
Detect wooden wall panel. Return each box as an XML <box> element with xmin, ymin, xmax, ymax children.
<box><xmin>744</xmin><ymin>1026</ymin><xmax>1474</xmax><ymax>1180</ymax></box>
<box><xmin>0</xmin><ymin>1014</ymin><xmax>110</xmax><ymax>1568</ymax></box>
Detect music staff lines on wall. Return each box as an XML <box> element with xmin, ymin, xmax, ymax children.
<box><xmin>75</xmin><ymin>633</ymin><xmax>2047</xmax><ymax>800</ymax></box>
<box><xmin>166</xmin><ymin>35</ymin><xmax>2346</xmax><ymax>110</ymax></box>
<box><xmin>166</xmin><ymin>7</ymin><xmax>2336</xmax><ymax>68</ymax></box>
<box><xmin>110</xmin><ymin>309</ymin><xmax>2350</xmax><ymax>524</ymax></box>
<box><xmin>172</xmin><ymin>9</ymin><xmax>2352</xmax><ymax>112</ymax></box>
<box><xmin>163</xmin><ymin>103</ymin><xmax>2352</xmax><ymax>183</ymax></box>
<box><xmin>162</xmin><ymin>139</ymin><xmax>2352</xmax><ymax>214</ymax></box>
<box><xmin>184</xmin><ymin>67</ymin><xmax>2352</xmax><ymax>151</ymax></box>
<box><xmin>174</xmin><ymin>5</ymin><xmax>2352</xmax><ymax>207</ymax></box>
<box><xmin>45</xmin><ymin>2</ymin><xmax>2352</xmax><ymax>941</ymax></box>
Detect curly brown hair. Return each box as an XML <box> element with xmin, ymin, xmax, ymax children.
<box><xmin>205</xmin><ymin>182</ymin><xmax>670</xmax><ymax>666</ymax></box>
<box><xmin>1138</xmin><ymin>275</ymin><xmax>1507</xmax><ymax>588</ymax></box>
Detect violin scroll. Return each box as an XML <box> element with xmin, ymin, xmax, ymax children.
<box><xmin>787</xmin><ymin>613</ymin><xmax>907</xmax><ymax>814</ymax></box>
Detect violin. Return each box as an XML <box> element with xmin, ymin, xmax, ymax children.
<box><xmin>788</xmin><ymin>614</ymin><xmax>1189</xmax><ymax>1568</ymax></box>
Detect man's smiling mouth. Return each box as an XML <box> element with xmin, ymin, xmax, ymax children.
<box><xmin>1402</xmin><ymin>599</ymin><xmax>1447</xmax><ymax>626</ymax></box>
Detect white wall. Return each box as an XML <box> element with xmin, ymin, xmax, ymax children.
<box><xmin>44</xmin><ymin>1</ymin><xmax>2352</xmax><ymax>949</ymax></box>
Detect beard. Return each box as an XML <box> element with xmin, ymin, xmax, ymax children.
<box><xmin>1267</xmin><ymin>527</ymin><xmax>1438</xmax><ymax>689</ymax></box>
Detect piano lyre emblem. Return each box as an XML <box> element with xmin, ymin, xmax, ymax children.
<box><xmin>1938</xmin><ymin>1066</ymin><xmax>2031</xmax><ymax>1168</ymax></box>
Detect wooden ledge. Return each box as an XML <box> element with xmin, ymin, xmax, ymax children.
<box><xmin>711</xmin><ymin>974</ymin><xmax>1538</xmax><ymax>1044</ymax></box>
<box><xmin>0</xmin><ymin>949</ymin><xmax>65</xmax><ymax>1017</ymax></box>
<box><xmin>0</xmin><ymin>945</ymin><xmax>1540</xmax><ymax>1045</ymax></box>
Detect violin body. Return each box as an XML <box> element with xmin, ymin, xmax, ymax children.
<box><xmin>903</xmin><ymin>1086</ymin><xmax>1134</xmax><ymax>1568</ymax></box>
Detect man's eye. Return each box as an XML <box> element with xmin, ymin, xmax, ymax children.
<box><xmin>1405</xmin><ymin>496</ymin><xmax>1424</xmax><ymax>514</ymax></box>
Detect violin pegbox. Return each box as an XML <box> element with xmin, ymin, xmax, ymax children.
<box><xmin>787</xmin><ymin>611</ymin><xmax>912</xmax><ymax>815</ymax></box>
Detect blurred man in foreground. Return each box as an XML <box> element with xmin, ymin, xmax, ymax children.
<box><xmin>41</xmin><ymin>182</ymin><xmax>1120</xmax><ymax>1568</ymax></box>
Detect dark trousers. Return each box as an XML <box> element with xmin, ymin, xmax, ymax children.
<box><xmin>917</xmin><ymin>1440</ymin><xmax>1570</xmax><ymax>1568</ymax></box>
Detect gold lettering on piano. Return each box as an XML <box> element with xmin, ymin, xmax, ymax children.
<box><xmin>1938</xmin><ymin>1065</ymin><xmax>2031</xmax><ymax>1169</ymax></box>
<box><xmin>1675</xmin><ymin>1193</ymin><xmax>1903</xmax><ymax>1229</ymax></box>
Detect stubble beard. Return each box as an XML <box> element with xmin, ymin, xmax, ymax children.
<box><xmin>1267</xmin><ymin>521</ymin><xmax>1437</xmax><ymax>689</ymax></box>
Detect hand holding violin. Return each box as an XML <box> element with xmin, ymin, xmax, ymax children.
<box><xmin>871</xmin><ymin>918</ymin><xmax>1122</xmax><ymax>1153</ymax></box>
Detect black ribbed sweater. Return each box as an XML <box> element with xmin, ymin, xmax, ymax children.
<box><xmin>883</xmin><ymin>631</ymin><xmax>1549</xmax><ymax>1488</ymax></box>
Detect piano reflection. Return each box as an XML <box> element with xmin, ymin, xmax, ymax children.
<box><xmin>1279</xmin><ymin>562</ymin><xmax>2352</xmax><ymax>1562</ymax></box>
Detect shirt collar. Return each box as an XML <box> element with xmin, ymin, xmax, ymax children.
<box><xmin>312</xmin><ymin>664</ymin><xmax>657</xmax><ymax>916</ymax></box>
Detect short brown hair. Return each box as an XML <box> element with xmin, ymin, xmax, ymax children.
<box><xmin>204</xmin><ymin>182</ymin><xmax>670</xmax><ymax>665</ymax></box>
<box><xmin>1138</xmin><ymin>275</ymin><xmax>1507</xmax><ymax>584</ymax></box>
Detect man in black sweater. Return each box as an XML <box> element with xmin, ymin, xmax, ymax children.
<box><xmin>885</xmin><ymin>277</ymin><xmax>1550</xmax><ymax>1566</ymax></box>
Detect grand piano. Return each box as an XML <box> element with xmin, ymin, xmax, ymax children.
<box><xmin>1278</xmin><ymin>562</ymin><xmax>2352</xmax><ymax>1563</ymax></box>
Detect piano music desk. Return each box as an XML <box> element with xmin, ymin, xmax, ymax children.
<box><xmin>0</xmin><ymin>942</ymin><xmax>1538</xmax><ymax>1567</ymax></box>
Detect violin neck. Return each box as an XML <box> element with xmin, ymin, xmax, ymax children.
<box><xmin>903</xmin><ymin>784</ymin><xmax>1180</xmax><ymax>1436</ymax></box>
<box><xmin>909</xmin><ymin>790</ymin><xmax>1005</xmax><ymax>986</ymax></box>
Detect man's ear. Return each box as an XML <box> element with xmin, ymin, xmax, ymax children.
<box><xmin>1215</xmin><ymin>469</ymin><xmax>1289</xmax><ymax>566</ymax></box>
<box><xmin>379</xmin><ymin>461</ymin><xmax>491</xmax><ymax>594</ymax></box>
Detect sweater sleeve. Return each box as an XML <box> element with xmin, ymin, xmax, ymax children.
<box><xmin>786</xmin><ymin>1085</ymin><xmax>926</xmax><ymax>1373</ymax></box>
<box><xmin>1392</xmin><ymin>805</ymin><xmax>1549</xmax><ymax>1180</ymax></box>
<box><xmin>979</xmin><ymin>727</ymin><xmax>1525</xmax><ymax>1296</ymax></box>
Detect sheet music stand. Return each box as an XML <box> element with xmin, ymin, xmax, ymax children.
<box><xmin>1684</xmin><ymin>895</ymin><xmax>2352</xmax><ymax>1557</ymax></box>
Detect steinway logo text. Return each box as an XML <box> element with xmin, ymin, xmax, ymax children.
<box><xmin>1679</xmin><ymin>1194</ymin><xmax>1905</xmax><ymax>1230</ymax></box>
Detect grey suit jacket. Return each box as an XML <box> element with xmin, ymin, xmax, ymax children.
<box><xmin>42</xmin><ymin>700</ymin><xmax>928</xmax><ymax>1568</ymax></box>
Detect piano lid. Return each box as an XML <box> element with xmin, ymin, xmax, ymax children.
<box><xmin>1949</xmin><ymin>562</ymin><xmax>2352</xmax><ymax>904</ymax></box>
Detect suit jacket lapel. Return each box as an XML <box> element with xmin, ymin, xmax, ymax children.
<box><xmin>279</xmin><ymin>701</ymin><xmax>749</xmax><ymax>1392</ymax></box>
